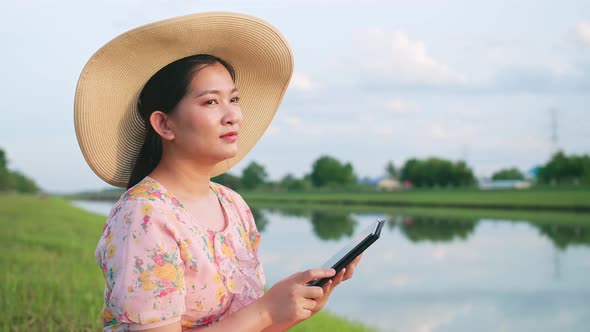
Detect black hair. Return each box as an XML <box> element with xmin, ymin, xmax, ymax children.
<box><xmin>127</xmin><ymin>54</ymin><xmax>236</xmax><ymax>189</ymax></box>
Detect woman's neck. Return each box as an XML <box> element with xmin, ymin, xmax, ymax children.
<box><xmin>149</xmin><ymin>157</ymin><xmax>212</xmax><ymax>199</ymax></box>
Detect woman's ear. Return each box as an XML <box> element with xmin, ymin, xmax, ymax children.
<box><xmin>149</xmin><ymin>111</ymin><xmax>175</xmax><ymax>141</ymax></box>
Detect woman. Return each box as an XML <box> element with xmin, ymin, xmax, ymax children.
<box><xmin>75</xmin><ymin>12</ymin><xmax>360</xmax><ymax>332</ymax></box>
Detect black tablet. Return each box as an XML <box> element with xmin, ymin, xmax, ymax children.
<box><xmin>307</xmin><ymin>219</ymin><xmax>385</xmax><ymax>287</ymax></box>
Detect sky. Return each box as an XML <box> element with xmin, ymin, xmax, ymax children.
<box><xmin>1</xmin><ymin>0</ymin><xmax>589</xmax><ymax>193</ymax></box>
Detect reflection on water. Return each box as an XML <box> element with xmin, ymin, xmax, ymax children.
<box><xmin>534</xmin><ymin>223</ymin><xmax>590</xmax><ymax>249</ymax></box>
<box><xmin>310</xmin><ymin>211</ymin><xmax>357</xmax><ymax>241</ymax></box>
<box><xmin>253</xmin><ymin>206</ymin><xmax>590</xmax><ymax>249</ymax></box>
<box><xmin>73</xmin><ymin>200</ymin><xmax>590</xmax><ymax>332</ymax></box>
<box><xmin>394</xmin><ymin>216</ymin><xmax>477</xmax><ymax>243</ymax></box>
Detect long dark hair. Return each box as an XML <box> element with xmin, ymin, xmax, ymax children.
<box><xmin>127</xmin><ymin>54</ymin><xmax>236</xmax><ymax>189</ymax></box>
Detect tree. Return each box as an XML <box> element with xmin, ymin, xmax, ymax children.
<box><xmin>385</xmin><ymin>161</ymin><xmax>398</xmax><ymax>178</ymax></box>
<box><xmin>280</xmin><ymin>173</ymin><xmax>311</xmax><ymax>192</ymax></box>
<box><xmin>0</xmin><ymin>148</ymin><xmax>6</xmax><ymax>170</ymax></box>
<box><xmin>400</xmin><ymin>157</ymin><xmax>475</xmax><ymax>188</ymax></box>
<box><xmin>491</xmin><ymin>167</ymin><xmax>524</xmax><ymax>181</ymax></box>
<box><xmin>0</xmin><ymin>148</ymin><xmax>8</xmax><ymax>190</ymax></box>
<box><xmin>0</xmin><ymin>147</ymin><xmax>40</xmax><ymax>193</ymax></box>
<box><xmin>10</xmin><ymin>170</ymin><xmax>39</xmax><ymax>193</ymax></box>
<box><xmin>309</xmin><ymin>155</ymin><xmax>356</xmax><ymax>188</ymax></box>
<box><xmin>538</xmin><ymin>151</ymin><xmax>590</xmax><ymax>185</ymax></box>
<box><xmin>241</xmin><ymin>161</ymin><xmax>268</xmax><ymax>190</ymax></box>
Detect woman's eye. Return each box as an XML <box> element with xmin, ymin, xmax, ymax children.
<box><xmin>205</xmin><ymin>99</ymin><xmax>218</xmax><ymax>105</ymax></box>
<box><xmin>231</xmin><ymin>96</ymin><xmax>240</xmax><ymax>103</ymax></box>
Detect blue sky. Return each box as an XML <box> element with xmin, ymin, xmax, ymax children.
<box><xmin>1</xmin><ymin>0</ymin><xmax>589</xmax><ymax>193</ymax></box>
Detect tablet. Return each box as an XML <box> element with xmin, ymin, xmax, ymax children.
<box><xmin>307</xmin><ymin>219</ymin><xmax>385</xmax><ymax>287</ymax></box>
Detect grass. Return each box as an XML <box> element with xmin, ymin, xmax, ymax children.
<box><xmin>251</xmin><ymin>201</ymin><xmax>590</xmax><ymax>227</ymax></box>
<box><xmin>0</xmin><ymin>193</ymin><xmax>375</xmax><ymax>332</ymax></box>
<box><xmin>1</xmin><ymin>194</ymin><xmax>104</xmax><ymax>331</ymax></box>
<box><xmin>243</xmin><ymin>187</ymin><xmax>590</xmax><ymax>211</ymax></box>
<box><xmin>291</xmin><ymin>311</ymin><xmax>375</xmax><ymax>332</ymax></box>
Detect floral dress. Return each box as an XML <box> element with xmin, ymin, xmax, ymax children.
<box><xmin>95</xmin><ymin>177</ymin><xmax>265</xmax><ymax>331</ymax></box>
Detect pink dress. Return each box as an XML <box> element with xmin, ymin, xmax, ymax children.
<box><xmin>95</xmin><ymin>177</ymin><xmax>265</xmax><ymax>331</ymax></box>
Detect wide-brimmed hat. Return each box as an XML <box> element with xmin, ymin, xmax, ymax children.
<box><xmin>74</xmin><ymin>12</ymin><xmax>293</xmax><ymax>188</ymax></box>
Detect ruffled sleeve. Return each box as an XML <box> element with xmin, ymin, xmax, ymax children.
<box><xmin>228</xmin><ymin>190</ymin><xmax>262</xmax><ymax>256</ymax></box>
<box><xmin>210</xmin><ymin>184</ymin><xmax>266</xmax><ymax>315</ymax></box>
<box><xmin>96</xmin><ymin>198</ymin><xmax>186</xmax><ymax>329</ymax></box>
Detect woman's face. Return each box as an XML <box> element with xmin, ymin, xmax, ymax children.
<box><xmin>167</xmin><ymin>62</ymin><xmax>243</xmax><ymax>167</ymax></box>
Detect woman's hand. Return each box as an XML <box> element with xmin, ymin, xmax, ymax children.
<box><xmin>311</xmin><ymin>254</ymin><xmax>363</xmax><ymax>315</ymax></box>
<box><xmin>260</xmin><ymin>268</ymin><xmax>336</xmax><ymax>327</ymax></box>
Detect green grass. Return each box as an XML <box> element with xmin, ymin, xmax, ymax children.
<box><xmin>243</xmin><ymin>187</ymin><xmax>590</xmax><ymax>211</ymax></box>
<box><xmin>0</xmin><ymin>194</ymin><xmax>375</xmax><ymax>331</ymax></box>
<box><xmin>0</xmin><ymin>194</ymin><xmax>105</xmax><ymax>331</ymax></box>
<box><xmin>251</xmin><ymin>201</ymin><xmax>590</xmax><ymax>227</ymax></box>
<box><xmin>291</xmin><ymin>311</ymin><xmax>376</xmax><ymax>331</ymax></box>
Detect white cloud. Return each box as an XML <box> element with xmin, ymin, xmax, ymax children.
<box><xmin>385</xmin><ymin>98</ymin><xmax>418</xmax><ymax>113</ymax></box>
<box><xmin>265</xmin><ymin>124</ymin><xmax>280</xmax><ymax>136</ymax></box>
<box><xmin>390</xmin><ymin>275</ymin><xmax>412</xmax><ymax>288</ymax></box>
<box><xmin>281</xmin><ymin>116</ymin><xmax>324</xmax><ymax>137</ymax></box>
<box><xmin>430</xmin><ymin>124</ymin><xmax>449</xmax><ymax>140</ymax></box>
<box><xmin>290</xmin><ymin>72</ymin><xmax>318</xmax><ymax>91</ymax></box>
<box><xmin>375</xmin><ymin>127</ymin><xmax>394</xmax><ymax>137</ymax></box>
<box><xmin>284</xmin><ymin>116</ymin><xmax>302</xmax><ymax>127</ymax></box>
<box><xmin>358</xmin><ymin>28</ymin><xmax>465</xmax><ymax>84</ymax></box>
<box><xmin>486</xmin><ymin>47</ymin><xmax>508</xmax><ymax>66</ymax></box>
<box><xmin>576</xmin><ymin>21</ymin><xmax>590</xmax><ymax>46</ymax></box>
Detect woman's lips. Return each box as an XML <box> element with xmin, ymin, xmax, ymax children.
<box><xmin>220</xmin><ymin>131</ymin><xmax>238</xmax><ymax>142</ymax></box>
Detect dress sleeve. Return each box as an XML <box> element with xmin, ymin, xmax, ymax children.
<box><xmin>97</xmin><ymin>198</ymin><xmax>185</xmax><ymax>328</ymax></box>
<box><xmin>228</xmin><ymin>190</ymin><xmax>262</xmax><ymax>255</ymax></box>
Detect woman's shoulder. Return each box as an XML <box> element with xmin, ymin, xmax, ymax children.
<box><xmin>209</xmin><ymin>181</ymin><xmax>247</xmax><ymax>206</ymax></box>
<box><xmin>119</xmin><ymin>177</ymin><xmax>168</xmax><ymax>202</ymax></box>
<box><xmin>109</xmin><ymin>177</ymin><xmax>172</xmax><ymax>218</ymax></box>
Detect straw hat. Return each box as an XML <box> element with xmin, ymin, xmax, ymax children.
<box><xmin>74</xmin><ymin>12</ymin><xmax>293</xmax><ymax>188</ymax></box>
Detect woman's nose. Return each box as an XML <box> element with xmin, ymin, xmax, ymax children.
<box><xmin>223</xmin><ymin>104</ymin><xmax>243</xmax><ymax>126</ymax></box>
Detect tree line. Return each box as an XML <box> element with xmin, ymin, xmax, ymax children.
<box><xmin>215</xmin><ymin>151</ymin><xmax>590</xmax><ymax>191</ymax></box>
<box><xmin>0</xmin><ymin>148</ymin><xmax>39</xmax><ymax>193</ymax></box>
<box><xmin>2</xmin><ymin>144</ymin><xmax>587</xmax><ymax>195</ymax></box>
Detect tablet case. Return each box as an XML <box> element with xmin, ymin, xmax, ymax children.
<box><xmin>307</xmin><ymin>219</ymin><xmax>385</xmax><ymax>287</ymax></box>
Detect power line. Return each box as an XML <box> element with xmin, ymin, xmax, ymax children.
<box><xmin>550</xmin><ymin>108</ymin><xmax>559</xmax><ymax>154</ymax></box>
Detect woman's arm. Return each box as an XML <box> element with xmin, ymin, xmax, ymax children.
<box><xmin>261</xmin><ymin>255</ymin><xmax>363</xmax><ymax>332</ymax></box>
<box><xmin>140</xmin><ymin>298</ymin><xmax>272</xmax><ymax>332</ymax></box>
<box><xmin>140</xmin><ymin>269</ymin><xmax>335</xmax><ymax>332</ymax></box>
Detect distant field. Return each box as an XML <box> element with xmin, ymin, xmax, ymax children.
<box><xmin>0</xmin><ymin>194</ymin><xmax>375</xmax><ymax>331</ymax></box>
<box><xmin>243</xmin><ymin>187</ymin><xmax>590</xmax><ymax>212</ymax></box>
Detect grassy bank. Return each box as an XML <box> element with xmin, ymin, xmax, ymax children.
<box><xmin>0</xmin><ymin>194</ymin><xmax>375</xmax><ymax>331</ymax></box>
<box><xmin>1</xmin><ymin>194</ymin><xmax>104</xmax><ymax>331</ymax></box>
<box><xmin>250</xmin><ymin>201</ymin><xmax>590</xmax><ymax>227</ymax></box>
<box><xmin>243</xmin><ymin>187</ymin><xmax>590</xmax><ymax>212</ymax></box>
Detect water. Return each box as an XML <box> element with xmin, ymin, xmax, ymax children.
<box><xmin>72</xmin><ymin>200</ymin><xmax>590</xmax><ymax>332</ymax></box>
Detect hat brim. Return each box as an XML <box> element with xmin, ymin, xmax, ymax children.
<box><xmin>74</xmin><ymin>12</ymin><xmax>293</xmax><ymax>188</ymax></box>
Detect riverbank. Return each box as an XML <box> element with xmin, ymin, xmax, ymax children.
<box><xmin>243</xmin><ymin>187</ymin><xmax>590</xmax><ymax>212</ymax></box>
<box><xmin>0</xmin><ymin>194</ymin><xmax>375</xmax><ymax>331</ymax></box>
<box><xmin>249</xmin><ymin>201</ymin><xmax>590</xmax><ymax>227</ymax></box>
<box><xmin>70</xmin><ymin>187</ymin><xmax>590</xmax><ymax>212</ymax></box>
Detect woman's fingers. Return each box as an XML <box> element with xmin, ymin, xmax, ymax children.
<box><xmin>296</xmin><ymin>268</ymin><xmax>336</xmax><ymax>285</ymax></box>
<box><xmin>343</xmin><ymin>254</ymin><xmax>363</xmax><ymax>280</ymax></box>
<box><xmin>321</xmin><ymin>279</ymin><xmax>333</xmax><ymax>294</ymax></box>
<box><xmin>301</xmin><ymin>298</ymin><xmax>317</xmax><ymax>311</ymax></box>
<box><xmin>301</xmin><ymin>283</ymin><xmax>324</xmax><ymax>300</ymax></box>
<box><xmin>343</xmin><ymin>265</ymin><xmax>355</xmax><ymax>280</ymax></box>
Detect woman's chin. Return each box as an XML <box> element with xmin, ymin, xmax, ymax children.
<box><xmin>216</xmin><ymin>149</ymin><xmax>239</xmax><ymax>162</ymax></box>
